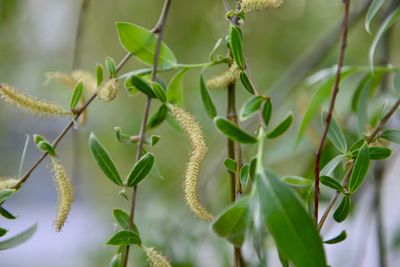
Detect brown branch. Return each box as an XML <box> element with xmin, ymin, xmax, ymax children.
<box><xmin>121</xmin><ymin>1</ymin><xmax>172</xmax><ymax>266</ymax></box>
<box><xmin>313</xmin><ymin>0</ymin><xmax>351</xmax><ymax>224</ymax></box>
<box><xmin>318</xmin><ymin>98</ymin><xmax>400</xmax><ymax>229</ymax></box>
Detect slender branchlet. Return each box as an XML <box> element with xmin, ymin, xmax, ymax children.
<box><xmin>169</xmin><ymin>105</ymin><xmax>214</xmax><ymax>222</ymax></box>
<box><xmin>0</xmin><ymin>84</ymin><xmax>72</xmax><ymax>117</ymax></box>
<box><xmin>96</xmin><ymin>78</ymin><xmax>119</xmax><ymax>102</ymax></box>
<box><xmin>144</xmin><ymin>247</ymin><xmax>172</xmax><ymax>267</ymax></box>
<box><xmin>206</xmin><ymin>64</ymin><xmax>240</xmax><ymax>90</ymax></box>
<box><xmin>45</xmin><ymin>70</ymin><xmax>96</xmax><ymax>92</ymax></box>
<box><xmin>241</xmin><ymin>0</ymin><xmax>284</xmax><ymax>12</ymax></box>
<box><xmin>50</xmin><ymin>157</ymin><xmax>74</xmax><ymax>232</ymax></box>
<box><xmin>0</xmin><ymin>177</ymin><xmax>19</xmax><ymax>191</ymax></box>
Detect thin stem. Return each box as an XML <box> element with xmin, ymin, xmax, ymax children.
<box><xmin>121</xmin><ymin>1</ymin><xmax>172</xmax><ymax>266</ymax></box>
<box><xmin>314</xmin><ymin>0</ymin><xmax>351</xmax><ymax>224</ymax></box>
<box><xmin>319</xmin><ymin>98</ymin><xmax>400</xmax><ymax>229</ymax></box>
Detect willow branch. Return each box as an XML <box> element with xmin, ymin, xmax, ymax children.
<box><xmin>121</xmin><ymin>1</ymin><xmax>172</xmax><ymax>266</ymax></box>
<box><xmin>314</xmin><ymin>0</ymin><xmax>351</xmax><ymax>224</ymax></box>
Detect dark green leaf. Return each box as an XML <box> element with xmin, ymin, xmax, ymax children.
<box><xmin>239</xmin><ymin>71</ymin><xmax>255</xmax><ymax>94</ymax></box>
<box><xmin>267</xmin><ymin>113</ymin><xmax>293</xmax><ymax>139</ymax></box>
<box><xmin>200</xmin><ymin>74</ymin><xmax>217</xmax><ymax>119</ymax></box>
<box><xmin>365</xmin><ymin>0</ymin><xmax>386</xmax><ymax>34</ymax></box>
<box><xmin>214</xmin><ymin>116</ymin><xmax>257</xmax><ymax>144</ymax></box>
<box><xmin>116</xmin><ymin>22</ymin><xmax>177</xmax><ymax>69</ymax></box>
<box><xmin>105</xmin><ymin>57</ymin><xmax>117</xmax><ymax>78</ymax></box>
<box><xmin>147</xmin><ymin>104</ymin><xmax>168</xmax><ymax>129</ymax></box>
<box><xmin>151</xmin><ymin>82</ymin><xmax>167</xmax><ymax>102</ymax></box>
<box><xmin>212</xmin><ymin>198</ymin><xmax>250</xmax><ymax>247</ymax></box>
<box><xmin>351</xmin><ymin>146</ymin><xmax>391</xmax><ymax>160</ymax></box>
<box><xmin>109</xmin><ymin>254</ymin><xmax>122</xmax><ymax>267</ymax></box>
<box><xmin>281</xmin><ymin>176</ymin><xmax>312</xmax><ymax>188</ymax></box>
<box><xmin>224</xmin><ymin>158</ymin><xmax>237</xmax><ymax>173</ymax></box>
<box><xmin>113</xmin><ymin>209</ymin><xmax>130</xmax><ymax>230</ymax></box>
<box><xmin>36</xmin><ymin>141</ymin><xmax>56</xmax><ymax>157</ymax></box>
<box><xmin>381</xmin><ymin>129</ymin><xmax>400</xmax><ymax>144</ymax></box>
<box><xmin>349</xmin><ymin>143</ymin><xmax>370</xmax><ymax>193</ymax></box>
<box><xmin>89</xmin><ymin>133</ymin><xmax>123</xmax><ymax>186</ymax></box>
<box><xmin>256</xmin><ymin>172</ymin><xmax>327</xmax><ymax>267</ymax></box>
<box><xmin>166</xmin><ymin>68</ymin><xmax>188</xmax><ymax>105</ymax></box>
<box><xmin>0</xmin><ymin>227</ymin><xmax>7</xmax><ymax>237</ymax></box>
<box><xmin>324</xmin><ymin>230</ymin><xmax>347</xmax><ymax>244</ymax></box>
<box><xmin>0</xmin><ymin>189</ymin><xmax>15</xmax><ymax>203</ymax></box>
<box><xmin>230</xmin><ymin>25</ymin><xmax>245</xmax><ymax>70</ymax></box>
<box><xmin>105</xmin><ymin>230</ymin><xmax>141</xmax><ymax>246</ymax></box>
<box><xmin>128</xmin><ymin>75</ymin><xmax>156</xmax><ymax>98</ymax></box>
<box><xmin>69</xmin><ymin>81</ymin><xmax>83</xmax><ymax>110</ymax></box>
<box><xmin>0</xmin><ymin>206</ymin><xmax>16</xmax><ymax>219</ymax></box>
<box><xmin>320</xmin><ymin>176</ymin><xmax>344</xmax><ymax>193</ymax></box>
<box><xmin>96</xmin><ymin>64</ymin><xmax>104</xmax><ymax>86</ymax></box>
<box><xmin>239</xmin><ymin>95</ymin><xmax>264</xmax><ymax>120</ymax></box>
<box><xmin>333</xmin><ymin>196</ymin><xmax>350</xmax><ymax>223</ymax></box>
<box><xmin>322</xmin><ymin>111</ymin><xmax>347</xmax><ymax>152</ymax></box>
<box><xmin>126</xmin><ymin>153</ymin><xmax>154</xmax><ymax>187</ymax></box>
<box><xmin>249</xmin><ymin>158</ymin><xmax>257</xmax><ymax>180</ymax></box>
<box><xmin>0</xmin><ymin>224</ymin><xmax>37</xmax><ymax>250</ymax></box>
<box><xmin>262</xmin><ymin>99</ymin><xmax>272</xmax><ymax>127</ymax></box>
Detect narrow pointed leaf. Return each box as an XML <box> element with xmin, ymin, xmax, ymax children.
<box><xmin>0</xmin><ymin>206</ymin><xmax>16</xmax><ymax>219</ymax></box>
<box><xmin>126</xmin><ymin>153</ymin><xmax>154</xmax><ymax>187</ymax></box>
<box><xmin>349</xmin><ymin>143</ymin><xmax>370</xmax><ymax>193</ymax></box>
<box><xmin>320</xmin><ymin>176</ymin><xmax>344</xmax><ymax>193</ymax></box>
<box><xmin>239</xmin><ymin>71</ymin><xmax>255</xmax><ymax>94</ymax></box>
<box><xmin>105</xmin><ymin>230</ymin><xmax>141</xmax><ymax>246</ymax></box>
<box><xmin>0</xmin><ymin>224</ymin><xmax>37</xmax><ymax>250</ymax></box>
<box><xmin>240</xmin><ymin>95</ymin><xmax>264</xmax><ymax>120</ymax></box>
<box><xmin>151</xmin><ymin>82</ymin><xmax>167</xmax><ymax>102</ymax></box>
<box><xmin>167</xmin><ymin>68</ymin><xmax>188</xmax><ymax>105</ymax></box>
<box><xmin>267</xmin><ymin>113</ymin><xmax>293</xmax><ymax>139</ymax></box>
<box><xmin>322</xmin><ymin>111</ymin><xmax>347</xmax><ymax>152</ymax></box>
<box><xmin>214</xmin><ymin>116</ymin><xmax>257</xmax><ymax>144</ymax></box>
<box><xmin>281</xmin><ymin>176</ymin><xmax>312</xmax><ymax>188</ymax></box>
<box><xmin>96</xmin><ymin>64</ymin><xmax>104</xmax><ymax>86</ymax></box>
<box><xmin>69</xmin><ymin>81</ymin><xmax>84</xmax><ymax>110</ymax></box>
<box><xmin>105</xmin><ymin>57</ymin><xmax>117</xmax><ymax>78</ymax></box>
<box><xmin>333</xmin><ymin>196</ymin><xmax>350</xmax><ymax>223</ymax></box>
<box><xmin>351</xmin><ymin>146</ymin><xmax>391</xmax><ymax>160</ymax></box>
<box><xmin>230</xmin><ymin>25</ymin><xmax>245</xmax><ymax>70</ymax></box>
<box><xmin>128</xmin><ymin>75</ymin><xmax>156</xmax><ymax>98</ymax></box>
<box><xmin>324</xmin><ymin>230</ymin><xmax>347</xmax><ymax>244</ymax></box>
<box><xmin>365</xmin><ymin>0</ymin><xmax>386</xmax><ymax>34</ymax></box>
<box><xmin>262</xmin><ymin>99</ymin><xmax>272</xmax><ymax>127</ymax></box>
<box><xmin>381</xmin><ymin>129</ymin><xmax>400</xmax><ymax>144</ymax></box>
<box><xmin>200</xmin><ymin>74</ymin><xmax>217</xmax><ymax>119</ymax></box>
<box><xmin>320</xmin><ymin>155</ymin><xmax>344</xmax><ymax>176</ymax></box>
<box><xmin>0</xmin><ymin>189</ymin><xmax>15</xmax><ymax>203</ymax></box>
<box><xmin>147</xmin><ymin>104</ymin><xmax>168</xmax><ymax>129</ymax></box>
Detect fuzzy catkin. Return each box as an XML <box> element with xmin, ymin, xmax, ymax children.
<box><xmin>170</xmin><ymin>106</ymin><xmax>214</xmax><ymax>222</ymax></box>
<box><xmin>51</xmin><ymin>158</ymin><xmax>73</xmax><ymax>232</ymax></box>
<box><xmin>97</xmin><ymin>79</ymin><xmax>119</xmax><ymax>102</ymax></box>
<box><xmin>144</xmin><ymin>247</ymin><xmax>171</xmax><ymax>267</ymax></box>
<box><xmin>206</xmin><ymin>64</ymin><xmax>240</xmax><ymax>90</ymax></box>
<box><xmin>242</xmin><ymin>0</ymin><xmax>284</xmax><ymax>12</ymax></box>
<box><xmin>0</xmin><ymin>84</ymin><xmax>72</xmax><ymax>117</ymax></box>
<box><xmin>0</xmin><ymin>177</ymin><xmax>18</xmax><ymax>190</ymax></box>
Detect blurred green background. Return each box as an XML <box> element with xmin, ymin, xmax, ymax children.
<box><xmin>1</xmin><ymin>0</ymin><xmax>400</xmax><ymax>266</ymax></box>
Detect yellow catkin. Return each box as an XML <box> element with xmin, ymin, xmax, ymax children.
<box><xmin>0</xmin><ymin>84</ymin><xmax>72</xmax><ymax>117</ymax></box>
<box><xmin>0</xmin><ymin>177</ymin><xmax>18</xmax><ymax>191</ymax></box>
<box><xmin>97</xmin><ymin>78</ymin><xmax>119</xmax><ymax>102</ymax></box>
<box><xmin>51</xmin><ymin>158</ymin><xmax>73</xmax><ymax>232</ymax></box>
<box><xmin>170</xmin><ymin>106</ymin><xmax>214</xmax><ymax>222</ymax></box>
<box><xmin>206</xmin><ymin>64</ymin><xmax>240</xmax><ymax>90</ymax></box>
<box><xmin>144</xmin><ymin>247</ymin><xmax>171</xmax><ymax>267</ymax></box>
<box><xmin>45</xmin><ymin>70</ymin><xmax>96</xmax><ymax>92</ymax></box>
<box><xmin>242</xmin><ymin>0</ymin><xmax>284</xmax><ymax>12</ymax></box>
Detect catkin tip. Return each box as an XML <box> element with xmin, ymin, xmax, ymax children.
<box><xmin>170</xmin><ymin>106</ymin><xmax>214</xmax><ymax>222</ymax></box>
<box><xmin>0</xmin><ymin>177</ymin><xmax>18</xmax><ymax>190</ymax></box>
<box><xmin>144</xmin><ymin>246</ymin><xmax>171</xmax><ymax>267</ymax></box>
<box><xmin>242</xmin><ymin>0</ymin><xmax>284</xmax><ymax>12</ymax></box>
<box><xmin>206</xmin><ymin>64</ymin><xmax>240</xmax><ymax>90</ymax></box>
<box><xmin>97</xmin><ymin>79</ymin><xmax>119</xmax><ymax>102</ymax></box>
<box><xmin>51</xmin><ymin>158</ymin><xmax>73</xmax><ymax>232</ymax></box>
<box><xmin>0</xmin><ymin>84</ymin><xmax>72</xmax><ymax>117</ymax></box>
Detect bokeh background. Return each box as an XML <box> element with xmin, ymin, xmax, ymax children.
<box><xmin>1</xmin><ymin>0</ymin><xmax>400</xmax><ymax>266</ymax></box>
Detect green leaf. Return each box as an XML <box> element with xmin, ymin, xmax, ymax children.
<box><xmin>126</xmin><ymin>153</ymin><xmax>154</xmax><ymax>187</ymax></box>
<box><xmin>0</xmin><ymin>224</ymin><xmax>37</xmax><ymax>250</ymax></box>
<box><xmin>224</xmin><ymin>158</ymin><xmax>237</xmax><ymax>173</ymax></box>
<box><xmin>365</xmin><ymin>0</ymin><xmax>386</xmax><ymax>34</ymax></box>
<box><xmin>128</xmin><ymin>75</ymin><xmax>156</xmax><ymax>98</ymax></box>
<box><xmin>214</xmin><ymin>116</ymin><xmax>257</xmax><ymax>144</ymax></box>
<box><xmin>36</xmin><ymin>141</ymin><xmax>56</xmax><ymax>157</ymax></box>
<box><xmin>349</xmin><ymin>143</ymin><xmax>370</xmax><ymax>193</ymax></box>
<box><xmin>0</xmin><ymin>206</ymin><xmax>16</xmax><ymax>220</ymax></box>
<box><xmin>212</xmin><ymin>198</ymin><xmax>250</xmax><ymax>247</ymax></box>
<box><xmin>0</xmin><ymin>189</ymin><xmax>15</xmax><ymax>203</ymax></box>
<box><xmin>256</xmin><ymin>172</ymin><xmax>327</xmax><ymax>267</ymax></box>
<box><xmin>200</xmin><ymin>73</ymin><xmax>217</xmax><ymax>119</ymax></box>
<box><xmin>116</xmin><ymin>22</ymin><xmax>177</xmax><ymax>69</ymax></box>
<box><xmin>351</xmin><ymin>146</ymin><xmax>391</xmax><ymax>160</ymax></box>
<box><xmin>240</xmin><ymin>164</ymin><xmax>250</xmax><ymax>190</ymax></box>
<box><xmin>147</xmin><ymin>104</ymin><xmax>168</xmax><ymax>129</ymax></box>
<box><xmin>262</xmin><ymin>99</ymin><xmax>272</xmax><ymax>127</ymax></box>
<box><xmin>239</xmin><ymin>71</ymin><xmax>255</xmax><ymax>94</ymax></box>
<box><xmin>109</xmin><ymin>254</ymin><xmax>122</xmax><ymax>267</ymax></box>
<box><xmin>267</xmin><ymin>113</ymin><xmax>293</xmax><ymax>139</ymax></box>
<box><xmin>0</xmin><ymin>227</ymin><xmax>7</xmax><ymax>237</ymax></box>
<box><xmin>320</xmin><ymin>176</ymin><xmax>344</xmax><ymax>193</ymax></box>
<box><xmin>230</xmin><ymin>25</ymin><xmax>245</xmax><ymax>70</ymax></box>
<box><xmin>105</xmin><ymin>230</ymin><xmax>141</xmax><ymax>246</ymax></box>
<box><xmin>324</xmin><ymin>230</ymin><xmax>347</xmax><ymax>244</ymax></box>
<box><xmin>395</xmin><ymin>72</ymin><xmax>400</xmax><ymax>94</ymax></box>
<box><xmin>209</xmin><ymin>38</ymin><xmax>223</xmax><ymax>62</ymax></box>
<box><xmin>320</xmin><ymin>155</ymin><xmax>344</xmax><ymax>176</ymax></box>
<box><xmin>69</xmin><ymin>81</ymin><xmax>83</xmax><ymax>110</ymax></box>
<box><xmin>96</xmin><ymin>64</ymin><xmax>104</xmax><ymax>86</ymax></box>
<box><xmin>281</xmin><ymin>176</ymin><xmax>312</xmax><ymax>189</ymax></box>
<box><xmin>333</xmin><ymin>196</ymin><xmax>350</xmax><ymax>223</ymax></box>
<box><xmin>113</xmin><ymin>209</ymin><xmax>130</xmax><ymax>230</ymax></box>
<box><xmin>381</xmin><ymin>129</ymin><xmax>400</xmax><ymax>144</ymax></box>
<box><xmin>105</xmin><ymin>57</ymin><xmax>117</xmax><ymax>78</ymax></box>
<box><xmin>239</xmin><ymin>95</ymin><xmax>264</xmax><ymax>120</ymax></box>
<box><xmin>369</xmin><ymin>7</ymin><xmax>400</xmax><ymax>72</ymax></box>
<box><xmin>167</xmin><ymin>68</ymin><xmax>188</xmax><ymax>106</ymax></box>
<box><xmin>89</xmin><ymin>133</ymin><xmax>123</xmax><ymax>186</ymax></box>
<box><xmin>321</xmin><ymin>111</ymin><xmax>347</xmax><ymax>152</ymax></box>
<box><xmin>151</xmin><ymin>82</ymin><xmax>167</xmax><ymax>103</ymax></box>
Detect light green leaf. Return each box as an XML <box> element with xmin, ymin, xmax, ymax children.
<box><xmin>321</xmin><ymin>111</ymin><xmax>347</xmax><ymax>152</ymax></box>
<box><xmin>126</xmin><ymin>153</ymin><xmax>154</xmax><ymax>187</ymax></box>
<box><xmin>224</xmin><ymin>158</ymin><xmax>237</xmax><ymax>173</ymax></box>
<box><xmin>0</xmin><ymin>224</ymin><xmax>37</xmax><ymax>250</ymax></box>
<box><xmin>69</xmin><ymin>81</ymin><xmax>84</xmax><ymax>110</ymax></box>
<box><xmin>365</xmin><ymin>0</ymin><xmax>387</xmax><ymax>34</ymax></box>
<box><xmin>349</xmin><ymin>143</ymin><xmax>370</xmax><ymax>193</ymax></box>
<box><xmin>96</xmin><ymin>64</ymin><xmax>104</xmax><ymax>86</ymax></box>
<box><xmin>116</xmin><ymin>22</ymin><xmax>177</xmax><ymax>69</ymax></box>
<box><xmin>105</xmin><ymin>57</ymin><xmax>117</xmax><ymax>78</ymax></box>
<box><xmin>240</xmin><ymin>164</ymin><xmax>250</xmax><ymax>190</ymax></box>
<box><xmin>267</xmin><ymin>112</ymin><xmax>293</xmax><ymax>139</ymax></box>
<box><xmin>381</xmin><ymin>129</ymin><xmax>400</xmax><ymax>144</ymax></box>
<box><xmin>214</xmin><ymin>116</ymin><xmax>257</xmax><ymax>144</ymax></box>
<box><xmin>320</xmin><ymin>155</ymin><xmax>344</xmax><ymax>176</ymax></box>
<box><xmin>89</xmin><ymin>133</ymin><xmax>123</xmax><ymax>186</ymax></box>
<box><xmin>200</xmin><ymin>73</ymin><xmax>217</xmax><ymax>119</ymax></box>
<box><xmin>0</xmin><ymin>189</ymin><xmax>15</xmax><ymax>203</ymax></box>
<box><xmin>230</xmin><ymin>25</ymin><xmax>245</xmax><ymax>70</ymax></box>
<box><xmin>105</xmin><ymin>230</ymin><xmax>141</xmax><ymax>246</ymax></box>
<box><xmin>281</xmin><ymin>176</ymin><xmax>312</xmax><ymax>189</ymax></box>
<box><xmin>167</xmin><ymin>68</ymin><xmax>189</xmax><ymax>106</ymax></box>
<box><xmin>109</xmin><ymin>254</ymin><xmax>122</xmax><ymax>267</ymax></box>
<box><xmin>240</xmin><ymin>95</ymin><xmax>264</xmax><ymax>120</ymax></box>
